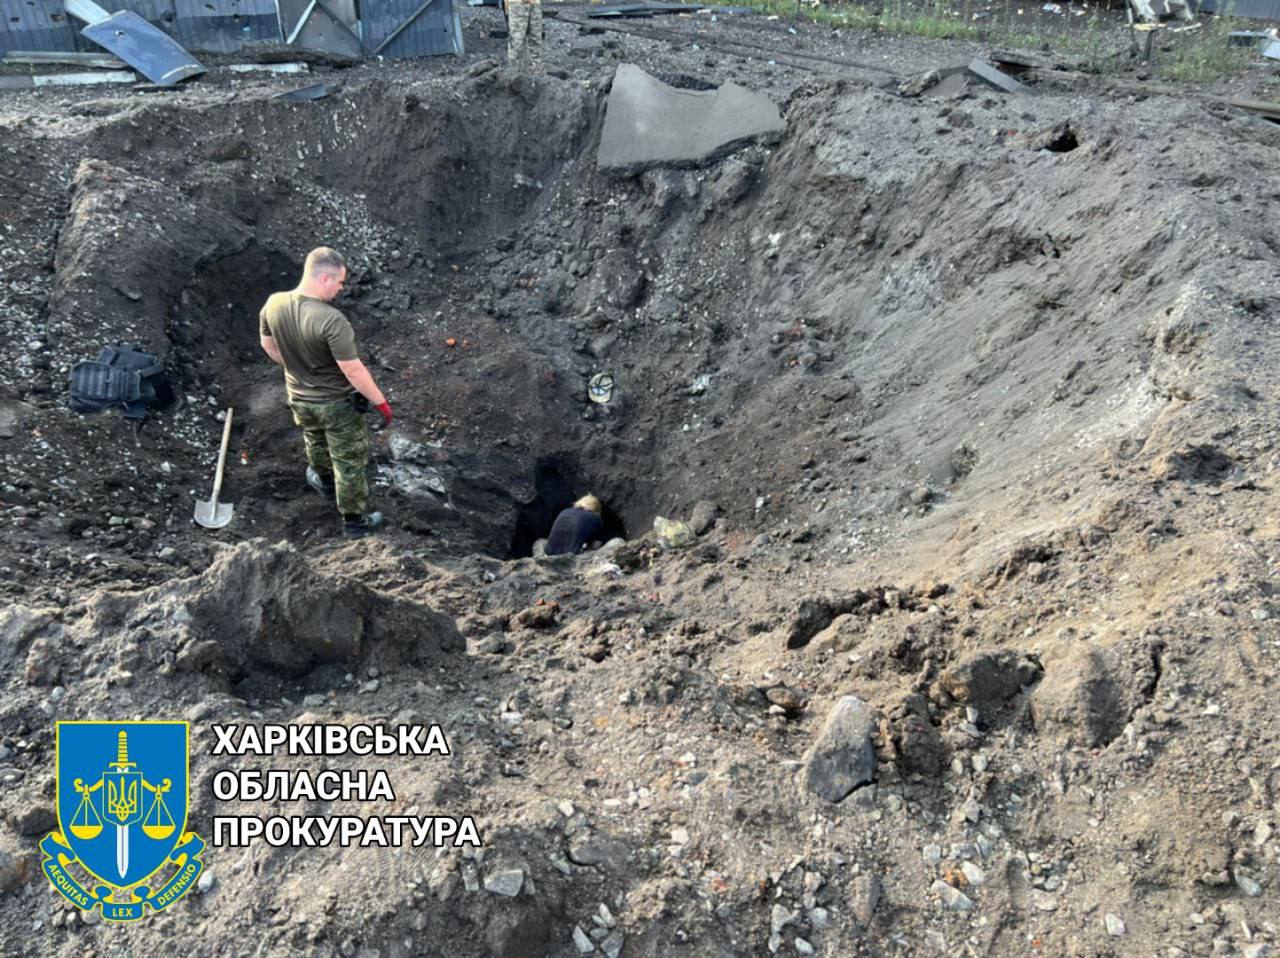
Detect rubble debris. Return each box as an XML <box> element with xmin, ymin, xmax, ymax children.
<box><xmin>966</xmin><ymin>58</ymin><xmax>1030</xmax><ymax>95</ymax></box>
<box><xmin>1227</xmin><ymin>29</ymin><xmax>1279</xmax><ymax>48</ymax></box>
<box><xmin>1192</xmin><ymin>0</ymin><xmax>1278</xmax><ymax>16</ymax></box>
<box><xmin>802</xmin><ymin>695</ymin><xmax>877</xmax><ymax>802</ymax></box>
<box><xmin>1128</xmin><ymin>0</ymin><xmax>1194</xmax><ymax>22</ymax></box>
<box><xmin>653</xmin><ymin>515</ymin><xmax>695</xmax><ymax>547</ymax></box>
<box><xmin>1031</xmin><ymin>640</ymin><xmax>1159</xmax><ymax>748</ymax></box>
<box><xmin>597</xmin><ymin>63</ymin><xmax>785</xmax><ymax>173</ymax></box>
<box><xmin>588</xmin><ymin>1</ymin><xmax>707</xmax><ymax>17</ymax></box>
<box><xmin>274</xmin><ymin>81</ymin><xmax>334</xmax><ymax>100</ymax></box>
<box><xmin>1228</xmin><ymin>98</ymin><xmax>1280</xmax><ymax>125</ymax></box>
<box><xmin>224</xmin><ymin>62</ymin><xmax>311</xmax><ymax>74</ymax></box>
<box><xmin>0</xmin><ymin>50</ymin><xmax>127</xmax><ymax>68</ymax></box>
<box><xmin>934</xmin><ymin>650</ymin><xmax>1043</xmax><ymax>712</ymax></box>
<box><xmin>0</xmin><ymin>70</ymin><xmax>136</xmax><ymax>89</ymax></box>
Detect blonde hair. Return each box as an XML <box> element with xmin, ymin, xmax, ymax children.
<box><xmin>574</xmin><ymin>494</ymin><xmax>602</xmax><ymax>513</ymax></box>
<box><xmin>305</xmin><ymin>247</ymin><xmax>346</xmax><ymax>279</ymax></box>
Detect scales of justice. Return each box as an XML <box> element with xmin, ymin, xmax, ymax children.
<box><xmin>68</xmin><ymin>730</ymin><xmax>176</xmax><ymax>879</ymax></box>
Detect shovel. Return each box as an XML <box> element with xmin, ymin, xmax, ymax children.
<box><xmin>194</xmin><ymin>408</ymin><xmax>234</xmax><ymax>529</ymax></box>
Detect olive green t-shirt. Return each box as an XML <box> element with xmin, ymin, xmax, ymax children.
<box><xmin>259</xmin><ymin>291</ymin><xmax>359</xmax><ymax>403</ymax></box>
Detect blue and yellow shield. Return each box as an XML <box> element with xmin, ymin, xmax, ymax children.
<box><xmin>43</xmin><ymin>721</ymin><xmax>204</xmax><ymax>921</ymax></box>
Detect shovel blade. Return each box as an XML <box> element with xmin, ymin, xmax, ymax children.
<box><xmin>194</xmin><ymin>499</ymin><xmax>233</xmax><ymax>529</ymax></box>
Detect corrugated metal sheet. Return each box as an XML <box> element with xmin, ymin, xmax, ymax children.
<box><xmin>82</xmin><ymin>8</ymin><xmax>205</xmax><ymax>81</ymax></box>
<box><xmin>0</xmin><ymin>0</ymin><xmax>79</xmax><ymax>54</ymax></box>
<box><xmin>170</xmin><ymin>0</ymin><xmax>280</xmax><ymax>53</ymax></box>
<box><xmin>1199</xmin><ymin>0</ymin><xmax>1280</xmax><ymax>18</ymax></box>
<box><xmin>363</xmin><ymin>0</ymin><xmax>462</xmax><ymax>57</ymax></box>
<box><xmin>279</xmin><ymin>0</ymin><xmax>362</xmax><ymax>56</ymax></box>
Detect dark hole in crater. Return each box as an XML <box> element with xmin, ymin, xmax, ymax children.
<box><xmin>509</xmin><ymin>456</ymin><xmax>628</xmax><ymax>559</ymax></box>
<box><xmin>173</xmin><ymin>242</ymin><xmax>299</xmax><ymax>382</ymax></box>
<box><xmin>1045</xmin><ymin>129</ymin><xmax>1078</xmax><ymax>152</ymax></box>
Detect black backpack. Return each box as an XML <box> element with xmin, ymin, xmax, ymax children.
<box><xmin>68</xmin><ymin>345</ymin><xmax>174</xmax><ymax>420</ymax></box>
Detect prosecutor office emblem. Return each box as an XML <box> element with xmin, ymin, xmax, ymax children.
<box><xmin>42</xmin><ymin>721</ymin><xmax>205</xmax><ymax>921</ymax></box>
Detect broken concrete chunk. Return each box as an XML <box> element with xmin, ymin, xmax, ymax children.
<box><xmin>932</xmin><ymin>879</ymin><xmax>976</xmax><ymax>912</ymax></box>
<box><xmin>966</xmin><ymin>59</ymin><xmax>1030</xmax><ymax>95</ymax></box>
<box><xmin>802</xmin><ymin>695</ymin><xmax>877</xmax><ymax>802</ymax></box>
<box><xmin>598</xmin><ymin>63</ymin><xmax>785</xmax><ymax>173</ymax></box>
<box><xmin>483</xmin><ymin>867</ymin><xmax>525</xmax><ymax>897</ymax></box>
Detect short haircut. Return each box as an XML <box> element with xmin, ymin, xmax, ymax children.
<box><xmin>305</xmin><ymin>247</ymin><xmax>346</xmax><ymax>279</ymax></box>
<box><xmin>575</xmin><ymin>494</ymin><xmax>602</xmax><ymax>513</ymax></box>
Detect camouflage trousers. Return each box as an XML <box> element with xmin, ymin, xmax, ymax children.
<box><xmin>507</xmin><ymin>0</ymin><xmax>543</xmax><ymax>72</ymax></box>
<box><xmin>288</xmin><ymin>396</ymin><xmax>371</xmax><ymax>517</ymax></box>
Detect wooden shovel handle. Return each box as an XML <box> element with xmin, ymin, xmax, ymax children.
<box><xmin>211</xmin><ymin>409</ymin><xmax>234</xmax><ymax>499</ymax></box>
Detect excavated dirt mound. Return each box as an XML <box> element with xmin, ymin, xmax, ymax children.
<box><xmin>1</xmin><ymin>7</ymin><xmax>1279</xmax><ymax>957</ymax></box>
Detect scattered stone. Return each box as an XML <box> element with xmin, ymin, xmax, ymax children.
<box><xmin>572</xmin><ymin>924</ymin><xmax>595</xmax><ymax>954</ymax></box>
<box><xmin>960</xmin><ymin>862</ymin><xmax>986</xmax><ymax>887</ymax></box>
<box><xmin>770</xmin><ymin>904</ymin><xmax>796</xmax><ymax>933</ymax></box>
<box><xmin>689</xmin><ymin>499</ymin><xmax>720</xmax><ymax>535</ymax></box>
<box><xmin>931</xmin><ymin>879</ymin><xmax>975</xmax><ymax>912</ymax></box>
<box><xmin>849</xmin><ymin>874</ymin><xmax>881</xmax><ymax>926</ymax></box>
<box><xmin>509</xmin><ymin>601</ymin><xmax>560</xmax><ymax>631</ymax></box>
<box><xmin>934</xmin><ymin>650</ymin><xmax>1042</xmax><ymax>711</ymax></box>
<box><xmin>197</xmin><ymin>871</ymin><xmax>216</xmax><ymax>893</ymax></box>
<box><xmin>0</xmin><ymin>847</ymin><xmax>34</xmax><ymax>893</ymax></box>
<box><xmin>568</xmin><ymin>836</ymin><xmax>631</xmax><ymax>870</ymax></box>
<box><xmin>484</xmin><ymin>867</ymin><xmax>525</xmax><ymax>897</ymax></box>
<box><xmin>766</xmin><ymin>684</ymin><xmax>808</xmax><ymax>714</ymax></box>
<box><xmin>802</xmin><ymin>695</ymin><xmax>877</xmax><ymax>802</ymax></box>
<box><xmin>601</xmin><ymin>931</ymin><xmax>625</xmax><ymax>958</ymax></box>
<box><xmin>1235</xmin><ymin>873</ymin><xmax>1262</xmax><ymax>897</ymax></box>
<box><xmin>794</xmin><ymin>938</ymin><xmax>815</xmax><ymax>956</ymax></box>
<box><xmin>1104</xmin><ymin>913</ymin><xmax>1126</xmax><ymax>936</ymax></box>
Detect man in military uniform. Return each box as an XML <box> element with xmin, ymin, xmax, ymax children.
<box><xmin>259</xmin><ymin>247</ymin><xmax>392</xmax><ymax>537</ymax></box>
<box><xmin>505</xmin><ymin>0</ymin><xmax>543</xmax><ymax>73</ymax></box>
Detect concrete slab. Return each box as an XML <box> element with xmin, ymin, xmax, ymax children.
<box><xmin>597</xmin><ymin>63</ymin><xmax>785</xmax><ymax>174</ymax></box>
<box><xmin>923</xmin><ymin>72</ymin><xmax>970</xmax><ymax>99</ymax></box>
<box><xmin>966</xmin><ymin>58</ymin><xmax>1030</xmax><ymax>95</ymax></box>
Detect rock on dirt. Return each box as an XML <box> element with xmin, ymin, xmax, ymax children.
<box><xmin>802</xmin><ymin>695</ymin><xmax>877</xmax><ymax>802</ymax></box>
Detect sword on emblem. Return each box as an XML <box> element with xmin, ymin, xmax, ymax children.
<box><xmin>105</xmin><ymin>731</ymin><xmax>138</xmax><ymax>879</ymax></box>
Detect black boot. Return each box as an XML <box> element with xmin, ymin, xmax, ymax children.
<box><xmin>342</xmin><ymin>512</ymin><xmax>384</xmax><ymax>537</ymax></box>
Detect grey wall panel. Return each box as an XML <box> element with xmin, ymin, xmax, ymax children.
<box><xmin>171</xmin><ymin>0</ymin><xmax>280</xmax><ymax>52</ymax></box>
<box><xmin>1</xmin><ymin>0</ymin><xmax>80</xmax><ymax>53</ymax></box>
<box><xmin>1199</xmin><ymin>0</ymin><xmax>1280</xmax><ymax>17</ymax></box>
<box><xmin>363</xmin><ymin>0</ymin><xmax>461</xmax><ymax>57</ymax></box>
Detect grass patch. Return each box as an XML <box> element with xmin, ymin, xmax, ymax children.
<box><xmin>700</xmin><ymin>0</ymin><xmax>1257</xmax><ymax>82</ymax></box>
<box><xmin>1155</xmin><ymin>16</ymin><xmax>1254</xmax><ymax>81</ymax></box>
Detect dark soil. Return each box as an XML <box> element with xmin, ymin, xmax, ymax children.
<box><xmin>0</xmin><ymin>4</ymin><xmax>1278</xmax><ymax>956</ymax></box>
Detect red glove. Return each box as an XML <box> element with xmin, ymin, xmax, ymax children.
<box><xmin>375</xmin><ymin>401</ymin><xmax>393</xmax><ymax>426</ymax></box>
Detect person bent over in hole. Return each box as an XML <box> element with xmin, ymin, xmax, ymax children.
<box><xmin>259</xmin><ymin>246</ymin><xmax>393</xmax><ymax>538</ymax></box>
<box><xmin>545</xmin><ymin>494</ymin><xmax>604</xmax><ymax>556</ymax></box>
